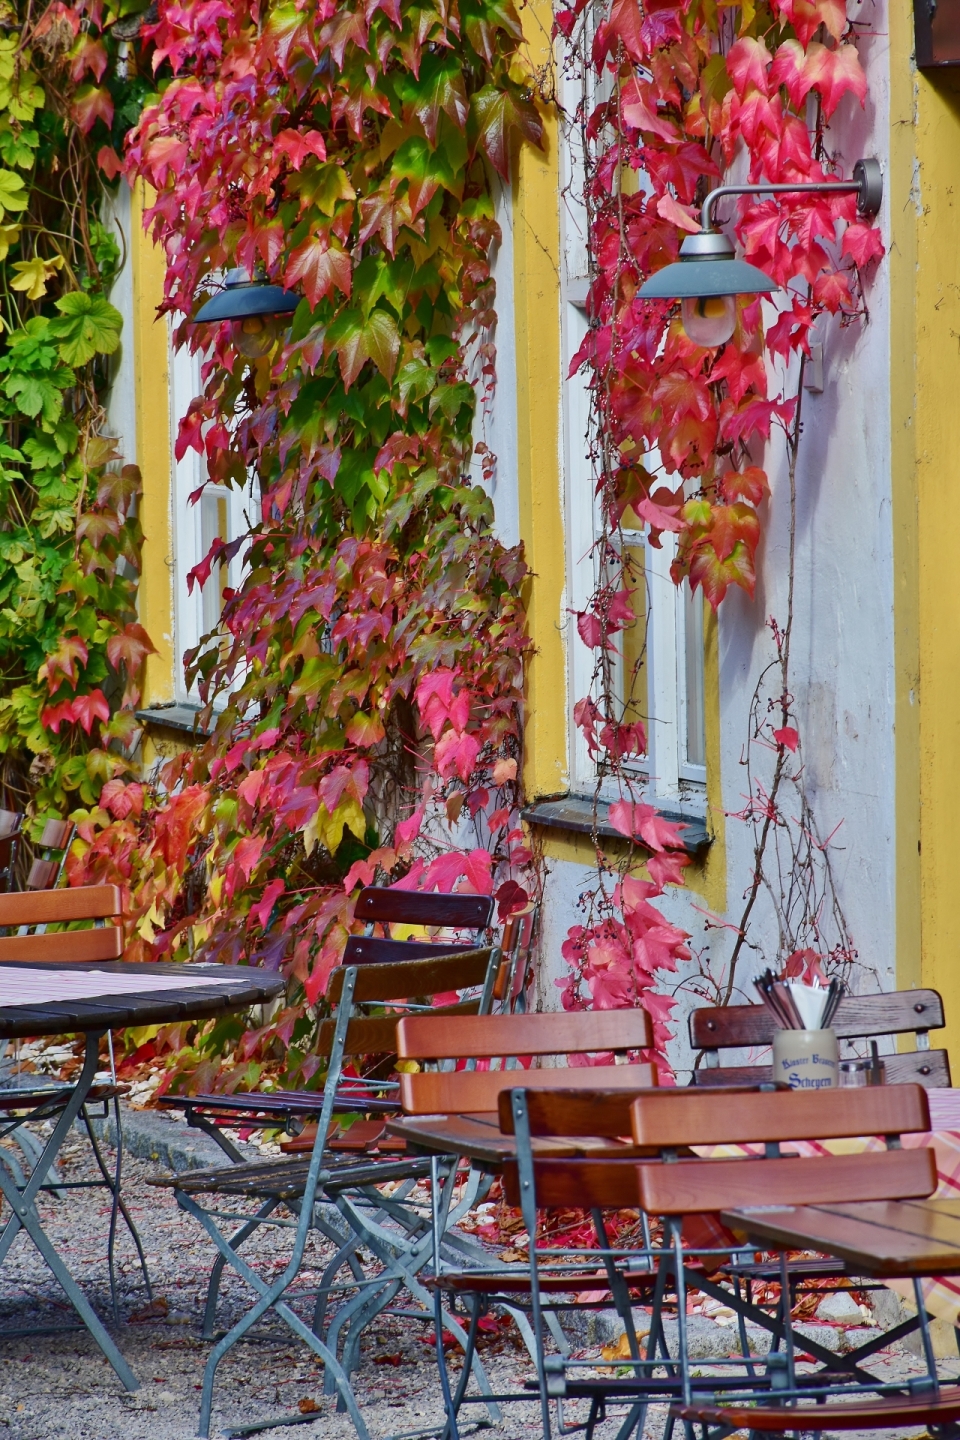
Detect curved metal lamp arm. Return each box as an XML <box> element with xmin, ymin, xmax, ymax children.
<box><xmin>700</xmin><ymin>157</ymin><xmax>883</xmax><ymax>233</ymax></box>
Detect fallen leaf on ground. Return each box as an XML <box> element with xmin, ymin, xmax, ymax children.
<box><xmin>129</xmin><ymin>1296</ymin><xmax>168</xmax><ymax>1322</ymax></box>
<box><xmin>299</xmin><ymin>1397</ymin><xmax>320</xmax><ymax>1413</ymax></box>
<box><xmin>601</xmin><ymin>1331</ymin><xmax>649</xmax><ymax>1361</ymax></box>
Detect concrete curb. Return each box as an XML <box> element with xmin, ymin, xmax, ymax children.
<box><xmin>86</xmin><ymin>1103</ymin><xmax>257</xmax><ymax>1173</ymax></box>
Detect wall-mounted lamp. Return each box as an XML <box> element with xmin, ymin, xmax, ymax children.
<box><xmin>638</xmin><ymin>158</ymin><xmax>883</xmax><ymax>348</ymax></box>
<box><xmin>193</xmin><ymin>268</ymin><xmax>300</xmax><ymax>358</ymax></box>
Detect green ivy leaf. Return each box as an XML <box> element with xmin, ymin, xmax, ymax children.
<box><xmin>49</xmin><ymin>293</ymin><xmax>123</xmax><ymax>366</ymax></box>
<box><xmin>0</xmin><ymin>167</ymin><xmax>28</xmax><ymax>217</ymax></box>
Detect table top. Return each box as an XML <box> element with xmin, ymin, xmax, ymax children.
<box><xmin>0</xmin><ymin>961</ymin><xmax>285</xmax><ymax>1038</ymax></box>
<box><xmin>386</xmin><ymin>1112</ymin><xmax>649</xmax><ymax>1169</ymax></box>
<box><xmin>722</xmin><ymin>1198</ymin><xmax>960</xmax><ymax>1277</ymax></box>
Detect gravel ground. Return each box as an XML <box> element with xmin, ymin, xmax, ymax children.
<box><xmin>0</xmin><ymin>1123</ymin><xmax>949</xmax><ymax>1440</ymax></box>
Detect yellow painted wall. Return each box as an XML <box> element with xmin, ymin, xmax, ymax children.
<box><xmin>514</xmin><ymin>0</ymin><xmax>567</xmax><ymax>803</ymax></box>
<box><xmin>129</xmin><ymin>180</ymin><xmax>176</xmax><ymax>711</ymax></box>
<box><xmin>890</xmin><ymin>4</ymin><xmax>960</xmax><ymax>1057</ymax></box>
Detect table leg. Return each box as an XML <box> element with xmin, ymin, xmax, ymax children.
<box><xmin>0</xmin><ymin>1031</ymin><xmax>139</xmax><ymax>1392</ymax></box>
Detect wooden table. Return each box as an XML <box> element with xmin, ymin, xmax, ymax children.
<box><xmin>722</xmin><ymin>1197</ymin><xmax>960</xmax><ymax>1277</ymax></box>
<box><xmin>0</xmin><ymin>960</ymin><xmax>285</xmax><ymax>1392</ymax></box>
<box><xmin>386</xmin><ymin>1112</ymin><xmax>648</xmax><ymax>1170</ymax></box>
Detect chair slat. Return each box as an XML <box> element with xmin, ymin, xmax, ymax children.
<box><xmin>327</xmin><ymin>948</ymin><xmax>494</xmax><ymax>1005</ymax></box>
<box><xmin>630</xmin><ymin>1083</ymin><xmax>930</xmax><ymax>1147</ymax></box>
<box><xmin>501</xmin><ymin>1157</ymin><xmax>644</xmax><ymax>1210</ymax></box>
<box><xmin>315</xmin><ymin>1000</ymin><xmax>483</xmax><ymax>1057</ymax></box>
<box><xmin>26</xmin><ymin>859</ymin><xmax>60</xmax><ymax>890</ymax></box>
<box><xmin>690</xmin><ymin>989</ymin><xmax>945</xmax><ymax>1049</ymax></box>
<box><xmin>37</xmin><ymin>819</ymin><xmax>74</xmax><ymax>850</ymax></box>
<box><xmin>0</xmin><ymin>926</ymin><xmax>123</xmax><ymax>963</ymax></box>
<box><xmin>636</xmin><ymin>1146</ymin><xmax>937</xmax><ymax>1216</ymax></box>
<box><xmin>674</xmin><ymin>1387</ymin><xmax>960</xmax><ymax>1432</ymax></box>
<box><xmin>693</xmin><ymin>1050</ymin><xmax>952</xmax><ymax>1089</ymax></box>
<box><xmin>353</xmin><ymin>887</ymin><xmax>494</xmax><ymax>929</ymax></box>
<box><xmin>396</xmin><ymin>1007</ymin><xmax>653</xmax><ymax>1059</ymax></box>
<box><xmin>0</xmin><ymin>883</ymin><xmax>122</xmax><ymax>928</ymax></box>
<box><xmin>401</xmin><ymin>1064</ymin><xmax>656</xmax><ymax>1116</ymax></box>
<box><xmin>342</xmin><ymin>936</ymin><xmax>476</xmax><ymax>964</ymax></box>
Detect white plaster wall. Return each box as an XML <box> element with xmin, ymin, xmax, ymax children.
<box><xmin>103</xmin><ymin>181</ymin><xmax>137</xmax><ymax>467</ymax></box>
<box><xmin>513</xmin><ymin>9</ymin><xmax>898</xmax><ymax>1079</ymax></box>
<box><xmin>473</xmin><ymin>171</ymin><xmax>521</xmax><ymax>549</ymax></box>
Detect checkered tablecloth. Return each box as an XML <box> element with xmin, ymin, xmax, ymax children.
<box><xmin>701</xmin><ymin>1089</ymin><xmax>960</xmax><ymax>1324</ymax></box>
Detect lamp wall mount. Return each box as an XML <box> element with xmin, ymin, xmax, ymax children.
<box><xmin>699</xmin><ymin>157</ymin><xmax>883</xmax><ymax>234</ymax></box>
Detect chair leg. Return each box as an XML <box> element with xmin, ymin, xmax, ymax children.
<box><xmin>201</xmin><ymin>1198</ymin><xmax>280</xmax><ymax>1340</ymax></box>
<box><xmin>82</xmin><ymin>1100</ymin><xmax>153</xmax><ymax>1319</ymax></box>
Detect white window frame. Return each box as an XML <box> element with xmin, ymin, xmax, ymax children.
<box><xmin>559</xmin><ymin>59</ymin><xmax>706</xmax><ymax>814</ymax></box>
<box><xmin>169</xmin><ymin>337</ymin><xmax>257</xmax><ymax>705</ymax></box>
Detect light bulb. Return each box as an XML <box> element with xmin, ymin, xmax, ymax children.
<box><xmin>233</xmin><ymin>313</ymin><xmax>281</xmax><ymax>359</ymax></box>
<box><xmin>680</xmin><ymin>293</ymin><xmax>737</xmax><ymax>348</ymax></box>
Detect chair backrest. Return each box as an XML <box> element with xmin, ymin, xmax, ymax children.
<box><xmin>503</xmin><ymin>1083</ymin><xmax>936</xmax><ymax>1213</ymax></box>
<box><xmin>627</xmin><ymin>1083</ymin><xmax>934</xmax><ymax>1215</ymax></box>
<box><xmin>320</xmin><ymin>947</ymin><xmax>499</xmax><ymax>1057</ymax></box>
<box><xmin>24</xmin><ymin>818</ymin><xmax>76</xmax><ymax>892</ymax></box>
<box><xmin>0</xmin><ymin>883</ymin><xmax>123</xmax><ymax>962</ymax></box>
<box><xmin>398</xmin><ymin>1009</ymin><xmax>656</xmax><ymax>1115</ymax></box>
<box><xmin>690</xmin><ymin>988</ymin><xmax>950</xmax><ymax>1088</ymax></box>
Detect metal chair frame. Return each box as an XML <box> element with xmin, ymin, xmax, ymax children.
<box><xmin>166</xmin><ymin>948</ymin><xmax>500</xmax><ymax>1440</ymax></box>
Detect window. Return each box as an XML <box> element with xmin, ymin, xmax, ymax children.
<box><xmin>559</xmin><ymin>85</ymin><xmax>706</xmax><ymax>813</ymax></box>
<box><xmin>169</xmin><ymin>338</ymin><xmax>256</xmax><ymax>705</ymax></box>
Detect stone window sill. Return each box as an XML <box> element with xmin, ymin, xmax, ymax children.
<box><xmin>520</xmin><ymin>793</ymin><xmax>710</xmax><ymax>855</ymax></box>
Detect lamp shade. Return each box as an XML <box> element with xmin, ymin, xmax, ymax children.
<box><xmin>638</xmin><ymin>256</ymin><xmax>777</xmax><ymax>300</ymax></box>
<box><xmin>637</xmin><ymin>230</ymin><xmax>776</xmax><ymax>301</ymax></box>
<box><xmin>194</xmin><ymin>268</ymin><xmax>300</xmax><ymax>323</ymax></box>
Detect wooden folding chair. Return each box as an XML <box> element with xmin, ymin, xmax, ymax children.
<box><xmin>0</xmin><ymin>883</ymin><xmax>149</xmax><ymax>1322</ymax></box>
<box><xmin>691</xmin><ymin>987</ymin><xmax>950</xmax><ymax>1088</ymax></box>
<box><xmin>490</xmin><ymin>1085</ymin><xmax>938</xmax><ymax>1440</ymax></box>
<box><xmin>154</xmin><ymin>947</ymin><xmax>499</xmax><ymax>1440</ymax></box>
<box><xmin>160</xmin><ymin>884</ymin><xmax>499</xmax><ymax>1157</ymax></box>
<box><xmin>394</xmin><ymin>1010</ymin><xmax>659</xmax><ymax>1440</ymax></box>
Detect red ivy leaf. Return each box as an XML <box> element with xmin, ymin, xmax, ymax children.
<box><xmin>773</xmin><ymin>726</ymin><xmax>800</xmax><ymax>751</ymax></box>
<box><xmin>842</xmin><ymin>221</ymin><xmax>885</xmax><ymax>269</ymax></box>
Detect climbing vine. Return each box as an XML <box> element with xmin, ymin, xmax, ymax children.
<box><xmin>0</xmin><ymin>0</ymin><xmax>151</xmax><ymax>832</ymax></box>
<box><xmin>65</xmin><ymin>0</ymin><xmax>883</xmax><ymax>1091</ymax></box>
<box><xmin>554</xmin><ymin>0</ymin><xmax>881</xmax><ymax>1058</ymax></box>
<box><xmin>72</xmin><ymin>0</ymin><xmax>542</xmax><ymax>1089</ymax></box>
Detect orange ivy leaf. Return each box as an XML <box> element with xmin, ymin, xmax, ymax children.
<box><xmin>71</xmin><ymin>84</ymin><xmax>114</xmax><ymax>135</ymax></box>
<box><xmin>106</xmin><ymin>623</ymin><xmax>157</xmax><ymax>673</ymax></box>
<box><xmin>38</xmin><ymin>634</ymin><xmax>88</xmax><ymax>693</ymax></box>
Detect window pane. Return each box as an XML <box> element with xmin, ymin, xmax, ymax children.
<box><xmin>620</xmin><ymin>542</ymin><xmax>648</xmax><ymax>741</ymax></box>
<box><xmin>200</xmin><ymin>490</ymin><xmax>229</xmax><ymax>636</ymax></box>
<box><xmin>683</xmin><ymin>581</ymin><xmax>706</xmax><ymax>768</ymax></box>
